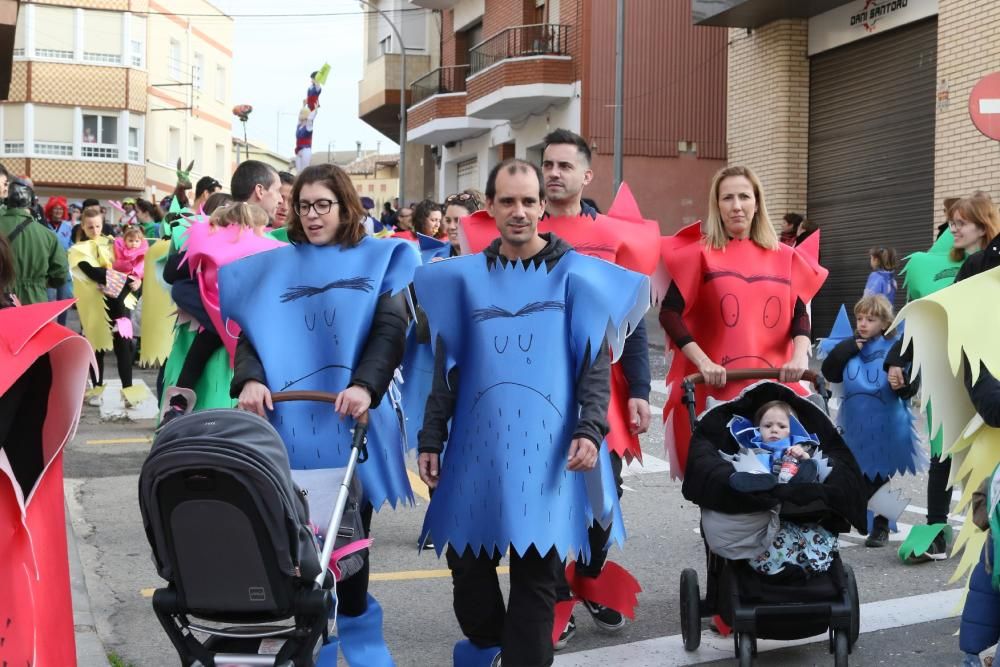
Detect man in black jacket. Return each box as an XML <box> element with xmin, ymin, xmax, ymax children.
<box><xmin>416</xmin><ymin>159</ymin><xmax>612</xmax><ymax>667</ymax></box>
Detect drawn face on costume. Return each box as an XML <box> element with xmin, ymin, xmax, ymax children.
<box><xmin>542</xmin><ymin>143</ymin><xmax>593</xmax><ymax>206</ymax></box>
<box><xmin>855</xmin><ymin>311</ymin><xmax>887</xmax><ymax>340</ymax></box>
<box><xmin>81</xmin><ymin>216</ymin><xmax>103</xmax><ymax>240</ymax></box>
<box><xmin>125</xmin><ymin>234</ymin><xmax>143</xmax><ymax>249</ymax></box>
<box><xmin>275</xmin><ymin>182</ymin><xmax>293</xmax><ymax>227</ymax></box>
<box><xmin>253</xmin><ymin>172</ymin><xmax>283</xmax><ymax>219</ymax></box>
<box><xmin>718</xmin><ymin>176</ymin><xmax>756</xmax><ymax>240</ymax></box>
<box><xmin>425</xmin><ymin>209</ymin><xmax>442</xmax><ymax>237</ymax></box>
<box><xmin>951</xmin><ymin>214</ymin><xmax>987</xmax><ymax>253</ymax></box>
<box><xmin>757</xmin><ymin>406</ymin><xmax>791</xmax><ymax>443</ymax></box>
<box><xmin>297</xmin><ymin>182</ymin><xmax>341</xmax><ymax>246</ymax></box>
<box><xmin>489</xmin><ymin>168</ymin><xmax>545</xmax><ymax>249</ymax></box>
<box><xmin>444</xmin><ymin>204</ymin><xmax>466</xmax><ymax>246</ymax></box>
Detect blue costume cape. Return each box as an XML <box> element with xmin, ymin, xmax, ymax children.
<box><xmin>823</xmin><ymin>321</ymin><xmax>924</xmax><ymax>480</ymax></box>
<box><xmin>728</xmin><ymin>413</ymin><xmax>819</xmax><ymax>471</ymax></box>
<box><xmin>864</xmin><ymin>269</ymin><xmax>897</xmax><ymax>303</ymax></box>
<box><xmin>415</xmin><ymin>251</ymin><xmax>649</xmax><ymax>561</ymax></box>
<box><xmin>219</xmin><ymin>237</ymin><xmax>419</xmax><ymax>509</ymax></box>
<box><xmin>400</xmin><ymin>234</ymin><xmax>451</xmax><ymax>448</ymax></box>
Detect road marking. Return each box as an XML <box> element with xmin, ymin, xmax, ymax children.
<box><xmin>86</xmin><ymin>437</ymin><xmax>152</xmax><ymax>445</ymax></box>
<box><xmin>406</xmin><ymin>469</ymin><xmax>430</xmax><ymax>501</ymax></box>
<box><xmin>554</xmin><ymin>588</ymin><xmax>964</xmax><ymax>666</ymax></box>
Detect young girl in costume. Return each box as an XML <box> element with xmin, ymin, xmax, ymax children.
<box><xmin>821</xmin><ymin>294</ymin><xmax>923</xmax><ymax>548</ymax></box>
<box><xmin>114</xmin><ymin>226</ymin><xmax>148</xmax><ymax>284</ymax></box>
<box><xmin>69</xmin><ymin>208</ymin><xmax>149</xmax><ymax>407</ymax></box>
<box><xmin>864</xmin><ymin>246</ymin><xmax>898</xmax><ymax>303</ymax></box>
<box><xmin>159</xmin><ymin>202</ymin><xmax>278</xmax><ymax>424</ymax></box>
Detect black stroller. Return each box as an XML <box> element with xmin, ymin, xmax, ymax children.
<box><xmin>138</xmin><ymin>391</ymin><xmax>369</xmax><ymax>667</ymax></box>
<box><xmin>678</xmin><ymin>370</ymin><xmax>867</xmax><ymax>667</ymax></box>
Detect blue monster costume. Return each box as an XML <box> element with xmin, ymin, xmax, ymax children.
<box><xmin>414</xmin><ymin>250</ymin><xmax>649</xmax><ymax>562</ymax></box>
<box><xmin>960</xmin><ymin>464</ymin><xmax>1000</xmax><ymax>661</ymax></box>
<box><xmin>399</xmin><ymin>233</ymin><xmax>451</xmax><ymax>448</ymax></box>
<box><xmin>821</xmin><ymin>309</ymin><xmax>925</xmax><ymax>480</ymax></box>
<box><xmin>219</xmin><ymin>237</ymin><xmax>418</xmax><ymax>510</ymax></box>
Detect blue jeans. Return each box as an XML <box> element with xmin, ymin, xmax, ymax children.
<box><xmin>47</xmin><ymin>280</ymin><xmax>74</xmax><ymax>325</ymax></box>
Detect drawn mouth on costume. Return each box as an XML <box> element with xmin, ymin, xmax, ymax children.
<box><xmin>471</xmin><ymin>382</ymin><xmax>563</xmax><ymax>418</ymax></box>
<box><xmin>843</xmin><ymin>391</ymin><xmax>886</xmax><ymax>405</ymax></box>
<box><xmin>280</xmin><ymin>364</ymin><xmax>353</xmax><ymax>391</ymax></box>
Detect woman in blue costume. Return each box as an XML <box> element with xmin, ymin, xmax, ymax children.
<box><xmin>219</xmin><ymin>163</ymin><xmax>418</xmax><ymax>667</ymax></box>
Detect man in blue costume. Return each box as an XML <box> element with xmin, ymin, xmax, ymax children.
<box><xmin>416</xmin><ymin>159</ymin><xmax>648</xmax><ymax>667</ymax></box>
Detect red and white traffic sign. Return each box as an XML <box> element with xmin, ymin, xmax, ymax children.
<box><xmin>969</xmin><ymin>72</ymin><xmax>1000</xmax><ymax>141</ymax></box>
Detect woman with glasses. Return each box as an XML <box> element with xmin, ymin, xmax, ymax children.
<box><xmin>442</xmin><ymin>191</ymin><xmax>481</xmax><ymax>256</ymax></box>
<box><xmin>220</xmin><ymin>163</ymin><xmax>417</xmax><ymax>667</ymax></box>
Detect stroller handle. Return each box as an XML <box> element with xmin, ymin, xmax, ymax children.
<box><xmin>682</xmin><ymin>368</ymin><xmax>822</xmax><ymax>386</ymax></box>
<box><xmin>271</xmin><ymin>390</ymin><xmax>370</xmax><ymax>426</ymax></box>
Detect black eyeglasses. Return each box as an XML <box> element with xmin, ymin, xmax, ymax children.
<box><xmin>296</xmin><ymin>199</ymin><xmax>338</xmax><ymax>216</ymax></box>
<box><xmin>445</xmin><ymin>192</ymin><xmax>479</xmax><ymax>206</ymax></box>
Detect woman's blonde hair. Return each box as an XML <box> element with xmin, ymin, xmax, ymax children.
<box><xmin>209</xmin><ymin>202</ymin><xmax>269</xmax><ymax>230</ymax></box>
<box><xmin>948</xmin><ymin>192</ymin><xmax>1000</xmax><ymax>262</ymax></box>
<box><xmin>854</xmin><ymin>294</ymin><xmax>895</xmax><ymax>335</ymax></box>
<box><xmin>704</xmin><ymin>165</ymin><xmax>778</xmax><ymax>251</ymax></box>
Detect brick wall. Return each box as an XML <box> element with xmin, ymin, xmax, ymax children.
<box><xmin>467</xmin><ymin>57</ymin><xmax>573</xmax><ymax>103</ymax></box>
<box><xmin>442</xmin><ymin>10</ymin><xmax>457</xmax><ymax>68</ymax></box>
<box><xmin>726</xmin><ymin>20</ymin><xmax>809</xmax><ymax>219</ymax></box>
<box><xmin>934</xmin><ymin>0</ymin><xmax>1000</xmax><ymax>228</ymax></box>
<box><xmin>483</xmin><ymin>0</ymin><xmax>532</xmax><ymax>40</ymax></box>
<box><xmin>408</xmin><ymin>94</ymin><xmax>467</xmax><ymax>131</ymax></box>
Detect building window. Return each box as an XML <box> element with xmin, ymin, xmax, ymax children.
<box><xmin>368</xmin><ymin>184</ymin><xmax>374</xmax><ymax>193</ymax></box>
<box><xmin>81</xmin><ymin>113</ymin><xmax>119</xmax><ymax>159</ymax></box>
<box><xmin>193</xmin><ymin>52</ymin><xmax>204</xmax><ymax>90</ymax></box>
<box><xmin>13</xmin><ymin>9</ymin><xmax>25</xmax><ymax>57</ymax></box>
<box><xmin>169</xmin><ymin>39</ymin><xmax>182</xmax><ymax>80</ymax></box>
<box><xmin>34</xmin><ymin>5</ymin><xmax>74</xmax><ymax>61</ymax></box>
<box><xmin>379</xmin><ymin>35</ymin><xmax>392</xmax><ymax>55</ymax></box>
<box><xmin>169</xmin><ymin>127</ymin><xmax>181</xmax><ymax>162</ymax></box>
<box><xmin>380</xmin><ymin>183</ymin><xmax>387</xmax><ymax>192</ymax></box>
<box><xmin>34</xmin><ymin>106</ymin><xmax>74</xmax><ymax>156</ymax></box>
<box><xmin>128</xmin><ymin>128</ymin><xmax>140</xmax><ymax>161</ymax></box>
<box><xmin>130</xmin><ymin>15</ymin><xmax>146</xmax><ymax>68</ymax></box>
<box><xmin>216</xmin><ymin>143</ymin><xmax>226</xmax><ymax>178</ymax></box>
<box><xmin>215</xmin><ymin>65</ymin><xmax>226</xmax><ymax>102</ymax></box>
<box><xmin>2</xmin><ymin>105</ymin><xmax>24</xmax><ymax>155</ymax></box>
<box><xmin>192</xmin><ymin>135</ymin><xmax>203</xmax><ymax>170</ymax></box>
<box><xmin>82</xmin><ymin>10</ymin><xmax>123</xmax><ymax>65</ymax></box>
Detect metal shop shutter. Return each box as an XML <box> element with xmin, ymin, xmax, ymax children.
<box><xmin>456</xmin><ymin>158</ymin><xmax>479</xmax><ymax>191</ymax></box>
<box><xmin>807</xmin><ymin>18</ymin><xmax>937</xmax><ymax>335</ymax></box>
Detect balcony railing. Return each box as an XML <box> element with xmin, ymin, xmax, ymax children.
<box><xmin>411</xmin><ymin>65</ymin><xmax>470</xmax><ymax>107</ymax></box>
<box><xmin>469</xmin><ymin>24</ymin><xmax>570</xmax><ymax>76</ymax></box>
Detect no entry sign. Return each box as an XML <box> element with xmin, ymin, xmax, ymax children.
<box><xmin>970</xmin><ymin>72</ymin><xmax>1000</xmax><ymax>141</ymax></box>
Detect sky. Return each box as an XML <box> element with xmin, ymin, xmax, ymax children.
<box><xmin>206</xmin><ymin>0</ymin><xmax>406</xmax><ymax>159</ymax></box>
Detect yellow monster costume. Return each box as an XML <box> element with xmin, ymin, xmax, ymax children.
<box><xmin>892</xmin><ymin>266</ymin><xmax>1000</xmax><ymax>585</ymax></box>
<box><xmin>68</xmin><ymin>236</ymin><xmax>118</xmax><ymax>352</ymax></box>
<box><xmin>138</xmin><ymin>238</ymin><xmax>176</xmax><ymax>367</ymax></box>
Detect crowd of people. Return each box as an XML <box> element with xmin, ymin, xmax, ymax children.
<box><xmin>2</xmin><ymin>126</ymin><xmax>1000</xmax><ymax>667</ymax></box>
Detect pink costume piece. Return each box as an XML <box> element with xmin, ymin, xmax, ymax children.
<box><xmin>113</xmin><ymin>236</ymin><xmax>149</xmax><ymax>280</ymax></box>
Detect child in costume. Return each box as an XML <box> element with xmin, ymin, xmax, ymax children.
<box><xmin>160</xmin><ymin>202</ymin><xmax>281</xmax><ymax>424</ymax></box>
<box><xmin>69</xmin><ymin>208</ymin><xmax>149</xmax><ymax>408</ymax></box>
<box><xmin>821</xmin><ymin>294</ymin><xmax>923</xmax><ymax>548</ymax></box>
<box><xmin>293</xmin><ymin>65</ymin><xmax>329</xmax><ymax>173</ymax></box>
<box><xmin>960</xmin><ymin>463</ymin><xmax>1000</xmax><ymax>667</ymax></box>
<box><xmin>113</xmin><ymin>226</ymin><xmax>148</xmax><ymax>285</ymax></box>
<box><xmin>864</xmin><ymin>246</ymin><xmax>898</xmax><ymax>303</ymax></box>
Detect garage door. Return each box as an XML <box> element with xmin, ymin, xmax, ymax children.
<box><xmin>456</xmin><ymin>158</ymin><xmax>479</xmax><ymax>191</ymax></box>
<box><xmin>807</xmin><ymin>18</ymin><xmax>937</xmax><ymax>334</ymax></box>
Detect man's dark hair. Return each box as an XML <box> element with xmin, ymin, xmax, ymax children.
<box><xmin>230</xmin><ymin>160</ymin><xmax>278</xmax><ymax>203</ymax></box>
<box><xmin>82</xmin><ymin>198</ymin><xmax>100</xmax><ymax>208</ymax></box>
<box><xmin>542</xmin><ymin>129</ymin><xmax>592</xmax><ymax>165</ymax></box>
<box><xmin>195</xmin><ymin>175</ymin><xmax>222</xmax><ymax>199</ymax></box>
<box><xmin>278</xmin><ymin>171</ymin><xmax>295</xmax><ymax>186</ymax></box>
<box><xmin>485</xmin><ymin>159</ymin><xmax>544</xmax><ymax>202</ymax></box>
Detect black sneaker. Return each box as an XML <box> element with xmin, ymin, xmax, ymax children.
<box><xmin>906</xmin><ymin>533</ymin><xmax>949</xmax><ymax>563</ymax></box>
<box><xmin>865</xmin><ymin>517</ymin><xmax>890</xmax><ymax>548</ymax></box>
<box><xmin>582</xmin><ymin>599</ymin><xmax>626</xmax><ymax>632</ymax></box>
<box><xmin>554</xmin><ymin>615</ymin><xmax>576</xmax><ymax>650</ymax></box>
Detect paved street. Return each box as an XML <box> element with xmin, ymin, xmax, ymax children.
<box><xmin>65</xmin><ymin>349</ymin><xmax>977</xmax><ymax>667</ymax></box>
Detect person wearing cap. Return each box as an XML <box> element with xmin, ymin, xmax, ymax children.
<box><xmin>193</xmin><ymin>175</ymin><xmax>222</xmax><ymax>214</ymax></box>
<box><xmin>121</xmin><ymin>198</ymin><xmax>138</xmax><ymax>227</ymax></box>
<box><xmin>360</xmin><ymin>195</ymin><xmax>377</xmax><ymax>235</ymax></box>
<box><xmin>0</xmin><ymin>178</ymin><xmax>67</xmax><ymax>305</ymax></box>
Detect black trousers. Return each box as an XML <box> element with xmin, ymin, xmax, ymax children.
<box><xmin>555</xmin><ymin>451</ymin><xmax>624</xmax><ymax>601</ymax></box>
<box><xmin>0</xmin><ymin>355</ymin><xmax>52</xmax><ymax>499</ymax></box>
<box><xmin>336</xmin><ymin>502</ymin><xmax>373</xmax><ymax>617</ymax></box>
<box><xmin>90</xmin><ymin>333</ymin><xmax>134</xmax><ymax>389</ymax></box>
<box><xmin>926</xmin><ymin>455</ymin><xmax>953</xmax><ymax>525</ymax></box>
<box><xmin>175</xmin><ymin>330</ymin><xmax>223</xmax><ymax>393</ymax></box>
<box><xmin>446</xmin><ymin>545</ymin><xmax>562</xmax><ymax>667</ymax></box>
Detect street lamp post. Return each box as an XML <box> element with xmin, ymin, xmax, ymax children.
<box><xmin>357</xmin><ymin>0</ymin><xmax>407</xmax><ymax>202</ymax></box>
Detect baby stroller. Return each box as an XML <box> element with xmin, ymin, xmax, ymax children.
<box><xmin>677</xmin><ymin>370</ymin><xmax>867</xmax><ymax>667</ymax></box>
<box><xmin>138</xmin><ymin>390</ymin><xmax>369</xmax><ymax>667</ymax></box>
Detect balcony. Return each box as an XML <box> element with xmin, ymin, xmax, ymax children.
<box><xmin>691</xmin><ymin>0</ymin><xmax>851</xmax><ymax>27</ymax></box>
<box><xmin>407</xmin><ymin>65</ymin><xmax>494</xmax><ymax>145</ymax></box>
<box><xmin>466</xmin><ymin>24</ymin><xmax>574</xmax><ymax>120</ymax></box>
<box><xmin>358</xmin><ymin>51</ymin><xmax>432</xmax><ymax>141</ymax></box>
<box><xmin>408</xmin><ymin>0</ymin><xmax>459</xmax><ymax>9</ymax></box>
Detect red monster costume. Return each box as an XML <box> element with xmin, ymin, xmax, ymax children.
<box><xmin>1</xmin><ymin>300</ymin><xmax>93</xmax><ymax>666</ymax></box>
<box><xmin>460</xmin><ymin>183</ymin><xmax>660</xmax><ymax>462</ymax></box>
<box><xmin>660</xmin><ymin>223</ymin><xmax>828</xmax><ymax>479</ymax></box>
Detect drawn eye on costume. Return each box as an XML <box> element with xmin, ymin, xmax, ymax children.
<box><xmin>280</xmin><ymin>276</ymin><xmax>374</xmax><ymax>302</ymax></box>
<box><xmin>471</xmin><ymin>300</ymin><xmax>565</xmax><ymax>322</ymax></box>
<box><xmin>305</xmin><ymin>312</ymin><xmax>317</xmax><ymax>331</ymax></box>
<box><xmin>518</xmin><ymin>334</ymin><xmax>533</xmax><ymax>352</ymax></box>
<box><xmin>866</xmin><ymin>368</ymin><xmax>880</xmax><ymax>385</ymax></box>
<box><xmin>324</xmin><ymin>309</ymin><xmax>336</xmax><ymax>327</ymax></box>
<box><xmin>762</xmin><ymin>296</ymin><xmax>781</xmax><ymax>329</ymax></box>
<box><xmin>846</xmin><ymin>364</ymin><xmax>860</xmax><ymax>381</ymax></box>
<box><xmin>494</xmin><ymin>336</ymin><xmax>509</xmax><ymax>353</ymax></box>
<box><xmin>720</xmin><ymin>294</ymin><xmax>740</xmax><ymax>327</ymax></box>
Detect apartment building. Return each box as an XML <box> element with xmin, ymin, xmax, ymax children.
<box><xmin>144</xmin><ymin>0</ymin><xmax>232</xmax><ymax>201</ymax></box>
<box><xmin>400</xmin><ymin>0</ymin><xmax>728</xmax><ymax>230</ymax></box>
<box><xmin>3</xmin><ymin>0</ymin><xmax>148</xmax><ymax>201</ymax></box>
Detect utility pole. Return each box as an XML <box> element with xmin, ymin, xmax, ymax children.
<box><xmin>613</xmin><ymin>0</ymin><xmax>625</xmax><ymax>193</ymax></box>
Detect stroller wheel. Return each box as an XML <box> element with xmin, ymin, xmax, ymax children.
<box><xmin>833</xmin><ymin>629</ymin><xmax>849</xmax><ymax>666</ymax></box>
<box><xmin>737</xmin><ymin>633</ymin><xmax>755</xmax><ymax>667</ymax></box>
<box><xmin>680</xmin><ymin>568</ymin><xmax>701</xmax><ymax>651</ymax></box>
<box><xmin>845</xmin><ymin>565</ymin><xmax>860</xmax><ymax>646</ymax></box>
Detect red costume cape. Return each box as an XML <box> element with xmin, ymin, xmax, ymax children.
<box><xmin>659</xmin><ymin>224</ymin><xmax>828</xmax><ymax>478</ymax></box>
<box><xmin>458</xmin><ymin>184</ymin><xmax>660</xmax><ymax>461</ymax></box>
<box><xmin>0</xmin><ymin>300</ymin><xmax>93</xmax><ymax>666</ymax></box>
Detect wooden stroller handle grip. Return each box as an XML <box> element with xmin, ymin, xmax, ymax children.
<box><xmin>270</xmin><ymin>390</ymin><xmax>370</xmax><ymax>425</ymax></box>
<box><xmin>682</xmin><ymin>368</ymin><xmax>821</xmax><ymax>386</ymax></box>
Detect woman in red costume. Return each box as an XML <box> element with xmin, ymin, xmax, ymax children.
<box><xmin>659</xmin><ymin>165</ymin><xmax>828</xmax><ymax>479</ymax></box>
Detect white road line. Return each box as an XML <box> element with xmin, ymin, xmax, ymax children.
<box><xmin>622</xmin><ymin>453</ymin><xmax>671</xmax><ymax>478</ymax></box>
<box><xmin>554</xmin><ymin>588</ymin><xmax>963</xmax><ymax>666</ymax></box>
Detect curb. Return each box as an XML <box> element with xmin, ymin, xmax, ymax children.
<box><xmin>67</xmin><ymin>507</ymin><xmax>107</xmax><ymax>666</ymax></box>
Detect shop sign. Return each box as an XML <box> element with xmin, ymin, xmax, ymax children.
<box><xmin>808</xmin><ymin>0</ymin><xmax>938</xmax><ymax>55</ymax></box>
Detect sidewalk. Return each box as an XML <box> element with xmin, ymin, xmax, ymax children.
<box><xmin>68</xmin><ymin>509</ymin><xmax>107</xmax><ymax>666</ymax></box>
